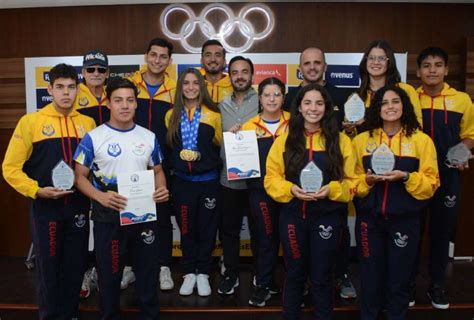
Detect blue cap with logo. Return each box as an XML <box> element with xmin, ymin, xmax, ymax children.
<box><xmin>83</xmin><ymin>50</ymin><xmax>108</xmax><ymax>67</ymax></box>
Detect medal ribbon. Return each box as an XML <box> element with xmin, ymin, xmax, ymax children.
<box><xmin>180</xmin><ymin>106</ymin><xmax>201</xmax><ymax>151</ymax></box>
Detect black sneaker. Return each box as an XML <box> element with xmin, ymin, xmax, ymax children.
<box><xmin>408</xmin><ymin>283</ymin><xmax>416</xmax><ymax>307</ymax></box>
<box><xmin>249</xmin><ymin>286</ymin><xmax>271</xmax><ymax>307</ymax></box>
<box><xmin>218</xmin><ymin>276</ymin><xmax>239</xmax><ymax>295</ymax></box>
<box><xmin>427</xmin><ymin>284</ymin><xmax>449</xmax><ymax>309</ymax></box>
<box><xmin>253</xmin><ymin>275</ymin><xmax>281</xmax><ymax>295</ymax></box>
<box><xmin>269</xmin><ymin>284</ymin><xmax>281</xmax><ymax>295</ymax></box>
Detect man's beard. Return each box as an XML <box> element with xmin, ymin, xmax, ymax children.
<box><xmin>232</xmin><ymin>80</ymin><xmax>252</xmax><ymax>92</ymax></box>
<box><xmin>204</xmin><ymin>66</ymin><xmax>223</xmax><ymax>75</ymax></box>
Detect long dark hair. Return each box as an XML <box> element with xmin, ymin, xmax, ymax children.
<box><xmin>167</xmin><ymin>68</ymin><xmax>218</xmax><ymax>147</ymax></box>
<box><xmin>365</xmin><ymin>85</ymin><xmax>420</xmax><ymax>137</ymax></box>
<box><xmin>358</xmin><ymin>40</ymin><xmax>401</xmax><ymax>102</ymax></box>
<box><xmin>284</xmin><ymin>84</ymin><xmax>343</xmax><ymax>181</ymax></box>
<box><xmin>258</xmin><ymin>77</ymin><xmax>286</xmax><ymax>113</ymax></box>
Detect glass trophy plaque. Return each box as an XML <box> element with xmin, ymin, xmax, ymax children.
<box><xmin>446</xmin><ymin>142</ymin><xmax>471</xmax><ymax>167</ymax></box>
<box><xmin>51</xmin><ymin>160</ymin><xmax>74</xmax><ymax>190</ymax></box>
<box><xmin>344</xmin><ymin>93</ymin><xmax>365</xmax><ymax>122</ymax></box>
<box><xmin>300</xmin><ymin>161</ymin><xmax>323</xmax><ymax>193</ymax></box>
<box><xmin>371</xmin><ymin>143</ymin><xmax>395</xmax><ymax>175</ymax></box>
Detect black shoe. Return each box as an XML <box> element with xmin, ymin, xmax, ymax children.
<box><xmin>408</xmin><ymin>283</ymin><xmax>416</xmax><ymax>307</ymax></box>
<box><xmin>427</xmin><ymin>284</ymin><xmax>449</xmax><ymax>309</ymax></box>
<box><xmin>249</xmin><ymin>286</ymin><xmax>271</xmax><ymax>307</ymax></box>
<box><xmin>252</xmin><ymin>275</ymin><xmax>280</xmax><ymax>295</ymax></box>
<box><xmin>218</xmin><ymin>276</ymin><xmax>239</xmax><ymax>295</ymax></box>
<box><xmin>269</xmin><ymin>284</ymin><xmax>281</xmax><ymax>295</ymax></box>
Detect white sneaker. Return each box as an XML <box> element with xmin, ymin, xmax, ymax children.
<box><xmin>90</xmin><ymin>267</ymin><xmax>98</xmax><ymax>291</ymax></box>
<box><xmin>159</xmin><ymin>266</ymin><xmax>174</xmax><ymax>290</ymax></box>
<box><xmin>196</xmin><ymin>274</ymin><xmax>211</xmax><ymax>297</ymax></box>
<box><xmin>179</xmin><ymin>273</ymin><xmax>197</xmax><ymax>296</ymax></box>
<box><xmin>120</xmin><ymin>266</ymin><xmax>136</xmax><ymax>290</ymax></box>
<box><xmin>80</xmin><ymin>267</ymin><xmax>96</xmax><ymax>298</ymax></box>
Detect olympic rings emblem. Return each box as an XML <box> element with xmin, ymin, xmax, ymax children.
<box><xmin>160</xmin><ymin>3</ymin><xmax>275</xmax><ymax>53</ymax></box>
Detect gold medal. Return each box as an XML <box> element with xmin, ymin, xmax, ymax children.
<box><xmin>180</xmin><ymin>149</ymin><xmax>200</xmax><ymax>161</ymax></box>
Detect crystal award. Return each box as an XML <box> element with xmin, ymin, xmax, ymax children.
<box><xmin>51</xmin><ymin>160</ymin><xmax>74</xmax><ymax>190</ymax></box>
<box><xmin>300</xmin><ymin>161</ymin><xmax>323</xmax><ymax>193</ymax></box>
<box><xmin>446</xmin><ymin>142</ymin><xmax>471</xmax><ymax>167</ymax></box>
<box><xmin>371</xmin><ymin>143</ymin><xmax>395</xmax><ymax>175</ymax></box>
<box><xmin>344</xmin><ymin>93</ymin><xmax>365</xmax><ymax>123</ymax></box>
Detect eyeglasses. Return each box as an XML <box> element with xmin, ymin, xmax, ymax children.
<box><xmin>367</xmin><ymin>55</ymin><xmax>389</xmax><ymax>63</ymax></box>
<box><xmin>85</xmin><ymin>67</ymin><xmax>108</xmax><ymax>74</ymax></box>
<box><xmin>262</xmin><ymin>92</ymin><xmax>283</xmax><ymax>98</ymax></box>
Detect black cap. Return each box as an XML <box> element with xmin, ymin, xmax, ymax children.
<box><xmin>83</xmin><ymin>50</ymin><xmax>108</xmax><ymax>67</ymax></box>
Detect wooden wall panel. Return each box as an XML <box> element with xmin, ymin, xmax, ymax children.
<box><xmin>0</xmin><ymin>2</ymin><xmax>473</xmax><ymax>256</ymax></box>
<box><xmin>0</xmin><ymin>129</ymin><xmax>30</xmax><ymax>256</ymax></box>
<box><xmin>0</xmin><ymin>3</ymin><xmax>473</xmax><ymax>57</ymax></box>
<box><xmin>465</xmin><ymin>37</ymin><xmax>474</xmax><ymax>98</ymax></box>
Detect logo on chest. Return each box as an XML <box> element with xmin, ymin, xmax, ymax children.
<box><xmin>365</xmin><ymin>141</ymin><xmax>377</xmax><ymax>154</ymax></box>
<box><xmin>132</xmin><ymin>142</ymin><xmax>146</xmax><ymax>156</ymax></box>
<box><xmin>255</xmin><ymin>126</ymin><xmax>266</xmax><ymax>138</ymax></box>
<box><xmin>42</xmin><ymin>124</ymin><xmax>55</xmax><ymax>137</ymax></box>
<box><xmin>107</xmin><ymin>143</ymin><xmax>122</xmax><ymax>157</ymax></box>
<box><xmin>79</xmin><ymin>96</ymin><xmax>89</xmax><ymax>107</ymax></box>
<box><xmin>401</xmin><ymin>142</ymin><xmax>413</xmax><ymax>155</ymax></box>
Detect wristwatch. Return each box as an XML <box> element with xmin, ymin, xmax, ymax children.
<box><xmin>403</xmin><ymin>171</ymin><xmax>410</xmax><ymax>182</ymax></box>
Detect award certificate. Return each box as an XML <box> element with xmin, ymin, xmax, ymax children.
<box><xmin>224</xmin><ymin>130</ymin><xmax>261</xmax><ymax>180</ymax></box>
<box><xmin>117</xmin><ymin>170</ymin><xmax>156</xmax><ymax>226</ymax></box>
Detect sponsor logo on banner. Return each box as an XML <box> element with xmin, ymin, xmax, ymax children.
<box><xmin>325</xmin><ymin>65</ymin><xmax>360</xmax><ymax>87</ymax></box>
<box><xmin>36</xmin><ymin>89</ymin><xmax>52</xmax><ymax>109</ymax></box>
<box><xmin>108</xmin><ymin>65</ymin><xmax>140</xmax><ymax>80</ymax></box>
<box><xmin>287</xmin><ymin>64</ymin><xmax>302</xmax><ymax>86</ymax></box>
<box><xmin>42</xmin><ymin>67</ymin><xmax>83</xmax><ymax>85</ymax></box>
<box><xmin>253</xmin><ymin>64</ymin><xmax>286</xmax><ymax>84</ymax></box>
